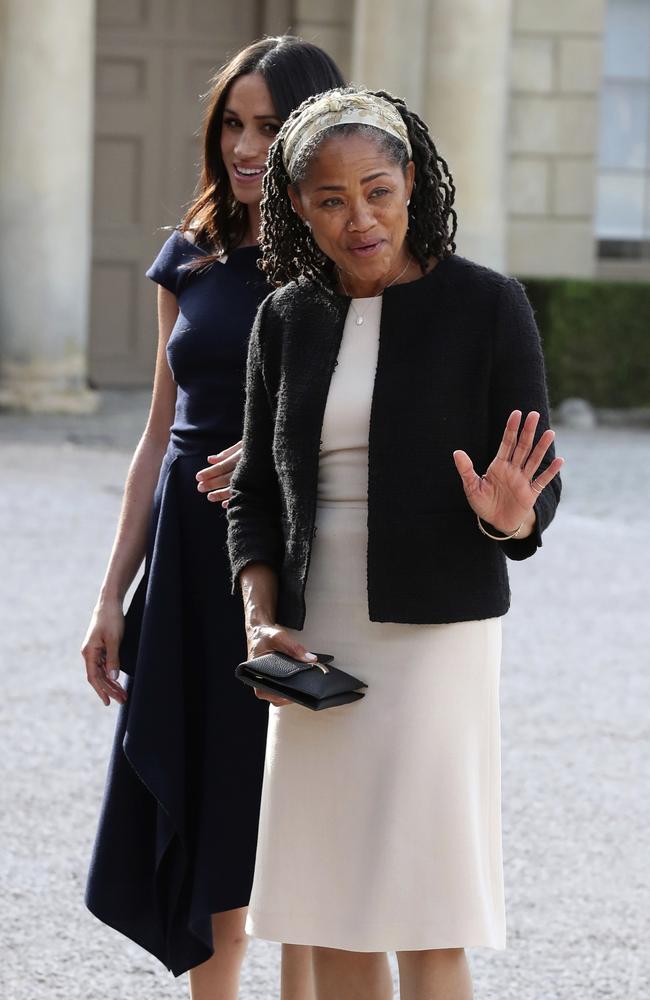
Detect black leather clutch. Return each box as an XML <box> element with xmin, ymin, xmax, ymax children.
<box><xmin>235</xmin><ymin>651</ymin><xmax>367</xmax><ymax>711</ymax></box>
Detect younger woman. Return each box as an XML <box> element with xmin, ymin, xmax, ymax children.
<box><xmin>82</xmin><ymin>37</ymin><xmax>344</xmax><ymax>1000</ymax></box>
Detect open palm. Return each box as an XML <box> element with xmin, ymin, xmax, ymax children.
<box><xmin>453</xmin><ymin>410</ymin><xmax>564</xmax><ymax>535</ymax></box>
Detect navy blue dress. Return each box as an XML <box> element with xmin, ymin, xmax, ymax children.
<box><xmin>85</xmin><ymin>231</ymin><xmax>270</xmax><ymax>976</ymax></box>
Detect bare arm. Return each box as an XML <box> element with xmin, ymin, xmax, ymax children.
<box><xmin>81</xmin><ymin>286</ymin><xmax>178</xmax><ymax>705</ymax></box>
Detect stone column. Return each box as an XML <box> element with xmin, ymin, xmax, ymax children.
<box><xmin>424</xmin><ymin>0</ymin><xmax>512</xmax><ymax>270</ymax></box>
<box><xmin>0</xmin><ymin>0</ymin><xmax>96</xmax><ymax>412</ymax></box>
<box><xmin>352</xmin><ymin>0</ymin><xmax>429</xmax><ymax>112</ymax></box>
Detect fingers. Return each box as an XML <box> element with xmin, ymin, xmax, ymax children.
<box><xmin>207</xmin><ymin>440</ymin><xmax>242</xmax><ymax>462</ymax></box>
<box><xmin>530</xmin><ymin>456</ymin><xmax>564</xmax><ymax>493</ymax></box>
<box><xmin>495</xmin><ymin>410</ymin><xmax>523</xmax><ymax>463</ymax></box>
<box><xmin>249</xmin><ymin>625</ymin><xmax>318</xmax><ymax>665</ymax></box>
<box><xmin>84</xmin><ymin>656</ymin><xmax>127</xmax><ymax>705</ymax></box>
<box><xmin>207</xmin><ymin>485</ymin><xmax>231</xmax><ymax>504</ymax></box>
<box><xmin>253</xmin><ymin>688</ymin><xmax>292</xmax><ymax>707</ymax></box>
<box><xmin>196</xmin><ymin>469</ymin><xmax>233</xmax><ymax>492</ymax></box>
<box><xmin>196</xmin><ymin>444</ymin><xmax>242</xmax><ymax>490</ymax></box>
<box><xmin>522</xmin><ymin>428</ymin><xmax>555</xmax><ymax>479</ymax></box>
<box><xmin>82</xmin><ymin>640</ymin><xmax>127</xmax><ymax>706</ymax></box>
<box><xmin>510</xmin><ymin>411</ymin><xmax>540</xmax><ymax>468</ymax></box>
<box><xmin>273</xmin><ymin>633</ymin><xmax>317</xmax><ymax>663</ymax></box>
<box><xmin>452</xmin><ymin>450</ymin><xmax>481</xmax><ymax>497</ymax></box>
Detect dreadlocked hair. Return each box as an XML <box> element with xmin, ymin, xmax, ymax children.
<box><xmin>259</xmin><ymin>87</ymin><xmax>457</xmax><ymax>289</ymax></box>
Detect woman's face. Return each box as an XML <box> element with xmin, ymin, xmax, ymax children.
<box><xmin>220</xmin><ymin>73</ymin><xmax>282</xmax><ymax>206</ymax></box>
<box><xmin>288</xmin><ymin>133</ymin><xmax>415</xmax><ymax>292</ymax></box>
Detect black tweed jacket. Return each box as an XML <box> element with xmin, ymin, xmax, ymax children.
<box><xmin>227</xmin><ymin>254</ymin><xmax>560</xmax><ymax>629</ymax></box>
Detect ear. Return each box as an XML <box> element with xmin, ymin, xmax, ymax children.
<box><xmin>287</xmin><ymin>184</ymin><xmax>306</xmax><ymax>223</ymax></box>
<box><xmin>404</xmin><ymin>161</ymin><xmax>416</xmax><ymax>203</ymax></box>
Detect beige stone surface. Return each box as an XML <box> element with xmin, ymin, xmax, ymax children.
<box><xmin>0</xmin><ymin>0</ymin><xmax>95</xmax><ymax>408</ymax></box>
<box><xmin>295</xmin><ymin>22</ymin><xmax>352</xmax><ymax>79</ymax></box>
<box><xmin>553</xmin><ymin>158</ymin><xmax>597</xmax><ymax>216</ymax></box>
<box><xmin>424</xmin><ymin>0</ymin><xmax>512</xmax><ymax>270</ymax></box>
<box><xmin>296</xmin><ymin>0</ymin><xmax>350</xmax><ymax>20</ymax></box>
<box><xmin>508</xmin><ymin>158</ymin><xmax>550</xmax><ymax>216</ymax></box>
<box><xmin>508</xmin><ymin>219</ymin><xmax>595</xmax><ymax>275</ymax></box>
<box><xmin>514</xmin><ymin>0</ymin><xmax>605</xmax><ymax>34</ymax></box>
<box><xmin>352</xmin><ymin>0</ymin><xmax>429</xmax><ymax>111</ymax></box>
<box><xmin>510</xmin><ymin>96</ymin><xmax>598</xmax><ymax>155</ymax></box>
<box><xmin>510</xmin><ymin>36</ymin><xmax>555</xmax><ymax>93</ymax></box>
<box><xmin>559</xmin><ymin>38</ymin><xmax>603</xmax><ymax>92</ymax></box>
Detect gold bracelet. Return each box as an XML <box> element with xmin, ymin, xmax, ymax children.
<box><xmin>476</xmin><ymin>514</ymin><xmax>524</xmax><ymax>541</ymax></box>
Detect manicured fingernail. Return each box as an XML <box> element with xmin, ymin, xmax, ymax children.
<box><xmin>305</xmin><ymin>652</ymin><xmax>317</xmax><ymax>661</ymax></box>
<box><xmin>108</xmin><ymin>669</ymin><xmax>119</xmax><ymax>681</ymax></box>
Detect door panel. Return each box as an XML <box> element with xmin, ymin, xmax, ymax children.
<box><xmin>90</xmin><ymin>0</ymin><xmax>263</xmax><ymax>385</ymax></box>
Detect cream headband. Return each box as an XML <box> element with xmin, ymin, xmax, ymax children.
<box><xmin>281</xmin><ymin>89</ymin><xmax>412</xmax><ymax>179</ymax></box>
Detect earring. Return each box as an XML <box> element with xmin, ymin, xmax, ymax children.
<box><xmin>406</xmin><ymin>199</ymin><xmax>411</xmax><ymax>207</ymax></box>
<box><xmin>304</xmin><ymin>219</ymin><xmax>312</xmax><ymax>231</ymax></box>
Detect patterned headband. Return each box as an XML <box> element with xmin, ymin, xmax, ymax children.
<box><xmin>281</xmin><ymin>89</ymin><xmax>413</xmax><ymax>179</ymax></box>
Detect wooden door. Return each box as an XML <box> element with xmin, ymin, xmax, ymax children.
<box><xmin>89</xmin><ymin>0</ymin><xmax>283</xmax><ymax>386</ymax></box>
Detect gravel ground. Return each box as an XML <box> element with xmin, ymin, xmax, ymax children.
<box><xmin>0</xmin><ymin>393</ymin><xmax>648</xmax><ymax>999</ymax></box>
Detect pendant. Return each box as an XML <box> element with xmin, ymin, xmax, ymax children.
<box><xmin>356</xmin><ymin>315</ymin><xmax>364</xmax><ymax>326</ymax></box>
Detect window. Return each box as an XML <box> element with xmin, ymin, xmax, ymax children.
<box><xmin>596</xmin><ymin>0</ymin><xmax>650</xmax><ymax>258</ymax></box>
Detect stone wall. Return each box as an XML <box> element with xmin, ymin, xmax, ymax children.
<box><xmin>292</xmin><ymin>0</ymin><xmax>353</xmax><ymax>80</ymax></box>
<box><xmin>506</xmin><ymin>0</ymin><xmax>606</xmax><ymax>276</ymax></box>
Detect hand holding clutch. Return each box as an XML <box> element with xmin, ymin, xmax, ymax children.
<box><xmin>236</xmin><ymin>651</ymin><xmax>367</xmax><ymax>711</ymax></box>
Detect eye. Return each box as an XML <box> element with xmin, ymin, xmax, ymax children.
<box><xmin>263</xmin><ymin>123</ymin><xmax>281</xmax><ymax>135</ymax></box>
<box><xmin>370</xmin><ymin>187</ymin><xmax>391</xmax><ymax>199</ymax></box>
<box><xmin>223</xmin><ymin>116</ymin><xmax>242</xmax><ymax>129</ymax></box>
<box><xmin>321</xmin><ymin>197</ymin><xmax>344</xmax><ymax>208</ymax></box>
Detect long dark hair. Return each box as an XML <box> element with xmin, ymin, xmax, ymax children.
<box><xmin>260</xmin><ymin>87</ymin><xmax>457</xmax><ymax>289</ymax></box>
<box><xmin>180</xmin><ymin>36</ymin><xmax>345</xmax><ymax>257</ymax></box>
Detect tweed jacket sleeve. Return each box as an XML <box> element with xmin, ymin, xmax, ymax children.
<box><xmin>227</xmin><ymin>294</ymin><xmax>284</xmax><ymax>587</ymax></box>
<box><xmin>490</xmin><ymin>278</ymin><xmax>561</xmax><ymax>560</ymax></box>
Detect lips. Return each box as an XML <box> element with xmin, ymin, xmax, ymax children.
<box><xmin>233</xmin><ymin>164</ymin><xmax>265</xmax><ymax>182</ymax></box>
<box><xmin>349</xmin><ymin>240</ymin><xmax>384</xmax><ymax>257</ymax></box>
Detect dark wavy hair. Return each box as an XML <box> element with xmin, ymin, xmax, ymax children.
<box><xmin>180</xmin><ymin>36</ymin><xmax>345</xmax><ymax>259</ymax></box>
<box><xmin>259</xmin><ymin>87</ymin><xmax>458</xmax><ymax>289</ymax></box>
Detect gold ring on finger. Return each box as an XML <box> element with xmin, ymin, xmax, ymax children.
<box><xmin>531</xmin><ymin>480</ymin><xmax>544</xmax><ymax>493</ymax></box>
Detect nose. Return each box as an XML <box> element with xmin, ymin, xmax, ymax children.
<box><xmin>347</xmin><ymin>200</ymin><xmax>376</xmax><ymax>233</ymax></box>
<box><xmin>234</xmin><ymin>126</ymin><xmax>261</xmax><ymax>161</ymax></box>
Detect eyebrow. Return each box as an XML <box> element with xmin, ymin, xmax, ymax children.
<box><xmin>223</xmin><ymin>107</ymin><xmax>281</xmax><ymax>121</ymax></box>
<box><xmin>314</xmin><ymin>171</ymin><xmax>391</xmax><ymax>192</ymax></box>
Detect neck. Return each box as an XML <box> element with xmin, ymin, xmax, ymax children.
<box><xmin>339</xmin><ymin>251</ymin><xmax>413</xmax><ymax>298</ymax></box>
<box><xmin>242</xmin><ymin>203</ymin><xmax>262</xmax><ymax>247</ymax></box>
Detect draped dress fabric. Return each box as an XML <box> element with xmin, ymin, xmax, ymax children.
<box><xmin>245</xmin><ymin>297</ymin><xmax>507</xmax><ymax>952</ymax></box>
<box><xmin>85</xmin><ymin>231</ymin><xmax>270</xmax><ymax>976</ymax></box>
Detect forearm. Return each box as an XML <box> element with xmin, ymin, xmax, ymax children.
<box><xmin>240</xmin><ymin>562</ymin><xmax>279</xmax><ymax>629</ymax></box>
<box><xmin>98</xmin><ymin>433</ymin><xmax>169</xmax><ymax>604</ymax></box>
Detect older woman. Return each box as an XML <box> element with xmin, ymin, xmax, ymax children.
<box><xmin>226</xmin><ymin>88</ymin><xmax>563</xmax><ymax>1000</ymax></box>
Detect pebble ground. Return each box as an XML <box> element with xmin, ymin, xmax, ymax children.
<box><xmin>0</xmin><ymin>394</ymin><xmax>647</xmax><ymax>999</ymax></box>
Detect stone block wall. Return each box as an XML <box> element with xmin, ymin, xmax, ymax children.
<box><xmin>506</xmin><ymin>0</ymin><xmax>606</xmax><ymax>276</ymax></box>
<box><xmin>292</xmin><ymin>0</ymin><xmax>353</xmax><ymax>80</ymax></box>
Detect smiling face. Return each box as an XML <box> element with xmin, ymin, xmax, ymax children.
<box><xmin>220</xmin><ymin>73</ymin><xmax>282</xmax><ymax>207</ymax></box>
<box><xmin>288</xmin><ymin>130</ymin><xmax>415</xmax><ymax>296</ymax></box>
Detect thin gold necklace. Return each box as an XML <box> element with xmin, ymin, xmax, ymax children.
<box><xmin>338</xmin><ymin>257</ymin><xmax>413</xmax><ymax>326</ymax></box>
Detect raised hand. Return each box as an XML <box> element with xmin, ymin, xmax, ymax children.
<box><xmin>453</xmin><ymin>410</ymin><xmax>564</xmax><ymax>537</ymax></box>
<box><xmin>195</xmin><ymin>439</ymin><xmax>242</xmax><ymax>505</ymax></box>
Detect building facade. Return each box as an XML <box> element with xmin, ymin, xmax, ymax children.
<box><xmin>0</xmin><ymin>0</ymin><xmax>645</xmax><ymax>406</ymax></box>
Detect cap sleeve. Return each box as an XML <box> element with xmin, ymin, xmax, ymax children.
<box><xmin>146</xmin><ymin>229</ymin><xmax>204</xmax><ymax>296</ymax></box>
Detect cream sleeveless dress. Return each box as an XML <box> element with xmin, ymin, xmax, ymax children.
<box><xmin>245</xmin><ymin>297</ymin><xmax>506</xmax><ymax>952</ymax></box>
